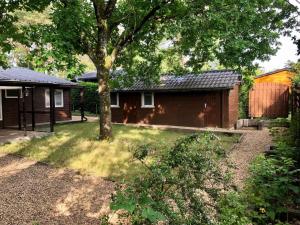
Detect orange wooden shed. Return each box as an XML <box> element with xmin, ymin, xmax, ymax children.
<box><xmin>254</xmin><ymin>68</ymin><xmax>295</xmax><ymax>87</ymax></box>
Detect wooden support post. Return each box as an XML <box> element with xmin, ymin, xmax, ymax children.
<box><xmin>80</xmin><ymin>87</ymin><xmax>85</xmax><ymax>122</ymax></box>
<box><xmin>31</xmin><ymin>88</ymin><xmax>35</xmax><ymax>131</ymax></box>
<box><xmin>50</xmin><ymin>87</ymin><xmax>55</xmax><ymax>132</ymax></box>
<box><xmin>22</xmin><ymin>86</ymin><xmax>27</xmax><ymax>136</ymax></box>
<box><xmin>17</xmin><ymin>91</ymin><xmax>21</xmax><ymax>130</ymax></box>
<box><xmin>220</xmin><ymin>91</ymin><xmax>224</xmax><ymax>128</ymax></box>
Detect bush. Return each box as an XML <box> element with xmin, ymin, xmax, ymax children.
<box><xmin>71</xmin><ymin>82</ymin><xmax>100</xmax><ymax>114</ymax></box>
<box><xmin>107</xmin><ymin>133</ymin><xmax>232</xmax><ymax>225</ymax></box>
<box><xmin>245</xmin><ymin>153</ymin><xmax>298</xmax><ymax>224</ymax></box>
<box><xmin>218</xmin><ymin>191</ymin><xmax>251</xmax><ymax>225</ymax></box>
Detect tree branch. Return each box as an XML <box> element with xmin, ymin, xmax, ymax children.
<box><xmin>111</xmin><ymin>0</ymin><xmax>172</xmax><ymax>62</ymax></box>
<box><xmin>105</xmin><ymin>0</ymin><xmax>117</xmax><ymax>18</ymax></box>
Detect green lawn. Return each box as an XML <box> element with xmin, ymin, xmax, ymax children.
<box><xmin>0</xmin><ymin>122</ymin><xmax>240</xmax><ymax>180</ymax></box>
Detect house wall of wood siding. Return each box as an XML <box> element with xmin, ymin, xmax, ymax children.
<box><xmin>0</xmin><ymin>87</ymin><xmax>72</xmax><ymax>128</ymax></box>
<box><xmin>255</xmin><ymin>70</ymin><xmax>295</xmax><ymax>87</ymax></box>
<box><xmin>111</xmin><ymin>89</ymin><xmax>239</xmax><ymax>128</ymax></box>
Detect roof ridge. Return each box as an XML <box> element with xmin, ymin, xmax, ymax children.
<box><xmin>256</xmin><ymin>67</ymin><xmax>291</xmax><ymax>78</ymax></box>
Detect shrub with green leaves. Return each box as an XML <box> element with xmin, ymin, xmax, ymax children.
<box><xmin>246</xmin><ymin>142</ymin><xmax>300</xmax><ymax>224</ymax></box>
<box><xmin>71</xmin><ymin>82</ymin><xmax>99</xmax><ymax>114</ymax></box>
<box><xmin>108</xmin><ymin>133</ymin><xmax>232</xmax><ymax>224</ymax></box>
<box><xmin>217</xmin><ymin>191</ymin><xmax>251</xmax><ymax>225</ymax></box>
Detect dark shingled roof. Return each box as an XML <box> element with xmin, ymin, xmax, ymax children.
<box><xmin>0</xmin><ymin>67</ymin><xmax>77</xmax><ymax>86</ymax></box>
<box><xmin>76</xmin><ymin>69</ymin><xmax>124</xmax><ymax>82</ymax></box>
<box><xmin>114</xmin><ymin>70</ymin><xmax>241</xmax><ymax>92</ymax></box>
<box><xmin>77</xmin><ymin>71</ymin><xmax>97</xmax><ymax>82</ymax></box>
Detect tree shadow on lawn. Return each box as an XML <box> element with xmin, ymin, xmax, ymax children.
<box><xmin>0</xmin><ymin>153</ymin><xmax>114</xmax><ymax>225</ymax></box>
<box><xmin>6</xmin><ymin>122</ymin><xmax>184</xmax><ymax>180</ymax></box>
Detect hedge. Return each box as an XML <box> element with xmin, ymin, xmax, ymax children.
<box><xmin>71</xmin><ymin>82</ymin><xmax>100</xmax><ymax>114</ymax></box>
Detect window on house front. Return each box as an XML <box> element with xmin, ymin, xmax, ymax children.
<box><xmin>110</xmin><ymin>92</ymin><xmax>119</xmax><ymax>107</ymax></box>
<box><xmin>141</xmin><ymin>92</ymin><xmax>154</xmax><ymax>108</ymax></box>
<box><xmin>45</xmin><ymin>89</ymin><xmax>64</xmax><ymax>108</ymax></box>
<box><xmin>5</xmin><ymin>89</ymin><xmax>22</xmax><ymax>98</ymax></box>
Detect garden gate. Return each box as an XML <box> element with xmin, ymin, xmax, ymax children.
<box><xmin>249</xmin><ymin>83</ymin><xmax>289</xmax><ymax>118</ymax></box>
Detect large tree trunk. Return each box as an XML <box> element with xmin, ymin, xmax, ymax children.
<box><xmin>97</xmin><ymin>65</ymin><xmax>113</xmax><ymax>140</ymax></box>
<box><xmin>95</xmin><ymin>23</ymin><xmax>113</xmax><ymax>140</ymax></box>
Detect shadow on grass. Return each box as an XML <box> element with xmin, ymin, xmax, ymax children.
<box><xmin>5</xmin><ymin>122</ymin><xmax>183</xmax><ymax>180</ymax></box>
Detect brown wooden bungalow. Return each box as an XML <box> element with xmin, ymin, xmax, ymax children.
<box><xmin>0</xmin><ymin>67</ymin><xmax>84</xmax><ymax>133</ymax></box>
<box><xmin>78</xmin><ymin>70</ymin><xmax>241</xmax><ymax>128</ymax></box>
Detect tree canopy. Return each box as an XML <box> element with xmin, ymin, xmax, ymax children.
<box><xmin>1</xmin><ymin>0</ymin><xmax>299</xmax><ymax>139</ymax></box>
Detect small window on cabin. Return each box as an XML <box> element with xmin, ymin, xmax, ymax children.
<box><xmin>142</xmin><ymin>92</ymin><xmax>154</xmax><ymax>108</ymax></box>
<box><xmin>110</xmin><ymin>93</ymin><xmax>119</xmax><ymax>107</ymax></box>
<box><xmin>45</xmin><ymin>89</ymin><xmax>64</xmax><ymax>108</ymax></box>
<box><xmin>5</xmin><ymin>89</ymin><xmax>22</xmax><ymax>98</ymax></box>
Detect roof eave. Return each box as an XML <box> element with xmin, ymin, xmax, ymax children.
<box><xmin>111</xmin><ymin>86</ymin><xmax>235</xmax><ymax>93</ymax></box>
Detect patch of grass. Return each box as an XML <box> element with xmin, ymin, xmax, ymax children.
<box><xmin>0</xmin><ymin>123</ymin><xmax>240</xmax><ymax>180</ymax></box>
<box><xmin>72</xmin><ymin>110</ymin><xmax>98</xmax><ymax>117</ymax></box>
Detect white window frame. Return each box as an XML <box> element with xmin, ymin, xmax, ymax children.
<box><xmin>5</xmin><ymin>89</ymin><xmax>23</xmax><ymax>98</ymax></box>
<box><xmin>141</xmin><ymin>92</ymin><xmax>155</xmax><ymax>108</ymax></box>
<box><xmin>45</xmin><ymin>89</ymin><xmax>64</xmax><ymax>108</ymax></box>
<box><xmin>110</xmin><ymin>92</ymin><xmax>119</xmax><ymax>108</ymax></box>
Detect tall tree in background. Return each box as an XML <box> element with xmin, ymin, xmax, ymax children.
<box><xmin>1</xmin><ymin>0</ymin><xmax>298</xmax><ymax>139</ymax></box>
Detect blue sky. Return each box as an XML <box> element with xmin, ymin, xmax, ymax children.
<box><xmin>259</xmin><ymin>0</ymin><xmax>299</xmax><ymax>72</ymax></box>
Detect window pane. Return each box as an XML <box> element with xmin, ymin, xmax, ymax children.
<box><xmin>6</xmin><ymin>89</ymin><xmax>21</xmax><ymax>98</ymax></box>
<box><xmin>55</xmin><ymin>90</ymin><xmax>63</xmax><ymax>107</ymax></box>
<box><xmin>45</xmin><ymin>89</ymin><xmax>50</xmax><ymax>107</ymax></box>
<box><xmin>111</xmin><ymin>93</ymin><xmax>118</xmax><ymax>106</ymax></box>
<box><xmin>144</xmin><ymin>93</ymin><xmax>153</xmax><ymax>105</ymax></box>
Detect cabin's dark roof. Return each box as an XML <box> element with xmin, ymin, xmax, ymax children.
<box><xmin>0</xmin><ymin>67</ymin><xmax>77</xmax><ymax>86</ymax></box>
<box><xmin>78</xmin><ymin>70</ymin><xmax>241</xmax><ymax>91</ymax></box>
<box><xmin>77</xmin><ymin>69</ymin><xmax>124</xmax><ymax>82</ymax></box>
<box><xmin>114</xmin><ymin>70</ymin><xmax>241</xmax><ymax>92</ymax></box>
<box><xmin>255</xmin><ymin>68</ymin><xmax>291</xmax><ymax>79</ymax></box>
<box><xmin>77</xmin><ymin>71</ymin><xmax>97</xmax><ymax>81</ymax></box>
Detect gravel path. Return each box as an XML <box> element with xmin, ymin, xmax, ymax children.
<box><xmin>228</xmin><ymin>129</ymin><xmax>272</xmax><ymax>188</ymax></box>
<box><xmin>0</xmin><ymin>153</ymin><xmax>115</xmax><ymax>225</ymax></box>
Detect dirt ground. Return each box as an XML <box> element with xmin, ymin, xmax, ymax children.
<box><xmin>0</xmin><ymin>153</ymin><xmax>114</xmax><ymax>225</ymax></box>
<box><xmin>0</xmin><ymin>129</ymin><xmax>272</xmax><ymax>225</ymax></box>
<box><xmin>228</xmin><ymin>128</ymin><xmax>273</xmax><ymax>187</ymax></box>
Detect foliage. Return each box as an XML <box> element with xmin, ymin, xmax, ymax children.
<box><xmin>71</xmin><ymin>82</ymin><xmax>100</xmax><ymax>114</ymax></box>
<box><xmin>245</xmin><ymin>152</ymin><xmax>298</xmax><ymax>224</ymax></box>
<box><xmin>109</xmin><ymin>133</ymin><xmax>232</xmax><ymax>224</ymax></box>
<box><xmin>238</xmin><ymin>69</ymin><xmax>256</xmax><ymax>118</ymax></box>
<box><xmin>217</xmin><ymin>191</ymin><xmax>251</xmax><ymax>225</ymax></box>
<box><xmin>289</xmin><ymin>61</ymin><xmax>300</xmax><ymax>85</ymax></box>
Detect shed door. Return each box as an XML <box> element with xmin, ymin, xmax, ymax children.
<box><xmin>249</xmin><ymin>83</ymin><xmax>289</xmax><ymax>118</ymax></box>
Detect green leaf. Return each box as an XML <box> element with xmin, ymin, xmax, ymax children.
<box><xmin>110</xmin><ymin>193</ymin><xmax>136</xmax><ymax>214</ymax></box>
<box><xmin>289</xmin><ymin>185</ymin><xmax>300</xmax><ymax>194</ymax></box>
<box><xmin>267</xmin><ymin>210</ymin><xmax>276</xmax><ymax>220</ymax></box>
<box><xmin>141</xmin><ymin>207</ymin><xmax>166</xmax><ymax>223</ymax></box>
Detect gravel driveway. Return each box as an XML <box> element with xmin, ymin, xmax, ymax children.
<box><xmin>0</xmin><ymin>153</ymin><xmax>114</xmax><ymax>225</ymax></box>
<box><xmin>228</xmin><ymin>129</ymin><xmax>272</xmax><ymax>187</ymax></box>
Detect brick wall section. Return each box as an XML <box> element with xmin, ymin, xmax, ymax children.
<box><xmin>228</xmin><ymin>84</ymin><xmax>239</xmax><ymax>127</ymax></box>
<box><xmin>1</xmin><ymin>87</ymin><xmax>72</xmax><ymax>128</ymax></box>
<box><xmin>112</xmin><ymin>89</ymin><xmax>240</xmax><ymax>128</ymax></box>
<box><xmin>112</xmin><ymin>91</ymin><xmax>229</xmax><ymax>128</ymax></box>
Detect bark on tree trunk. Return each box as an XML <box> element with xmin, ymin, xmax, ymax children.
<box><xmin>97</xmin><ymin>67</ymin><xmax>113</xmax><ymax>140</ymax></box>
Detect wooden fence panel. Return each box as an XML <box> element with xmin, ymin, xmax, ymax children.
<box><xmin>249</xmin><ymin>83</ymin><xmax>289</xmax><ymax>118</ymax></box>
